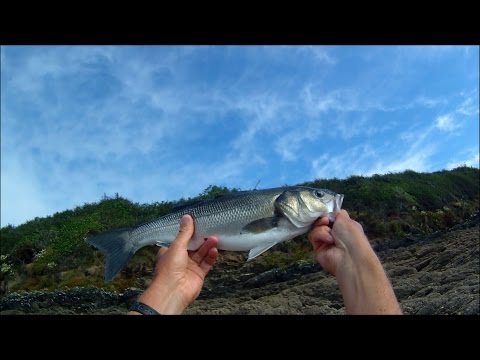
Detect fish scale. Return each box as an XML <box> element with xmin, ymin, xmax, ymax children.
<box><xmin>87</xmin><ymin>186</ymin><xmax>343</xmax><ymax>281</ymax></box>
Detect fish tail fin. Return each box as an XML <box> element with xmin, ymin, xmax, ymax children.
<box><xmin>86</xmin><ymin>228</ymin><xmax>137</xmax><ymax>282</ymax></box>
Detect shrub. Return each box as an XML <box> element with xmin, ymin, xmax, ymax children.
<box><xmin>1</xmin><ymin>167</ymin><xmax>478</xmax><ymax>292</ymax></box>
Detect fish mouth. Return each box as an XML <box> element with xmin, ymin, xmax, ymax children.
<box><xmin>334</xmin><ymin>193</ymin><xmax>344</xmax><ymax>213</ymax></box>
<box><xmin>328</xmin><ymin>193</ymin><xmax>344</xmax><ymax>221</ymax></box>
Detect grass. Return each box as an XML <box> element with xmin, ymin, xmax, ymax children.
<box><xmin>1</xmin><ymin>166</ymin><xmax>478</xmax><ymax>294</ymax></box>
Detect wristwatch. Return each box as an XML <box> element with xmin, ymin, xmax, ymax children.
<box><xmin>128</xmin><ymin>301</ymin><xmax>161</xmax><ymax>315</ymax></box>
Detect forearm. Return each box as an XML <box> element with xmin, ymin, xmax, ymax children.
<box><xmin>128</xmin><ymin>280</ymin><xmax>186</xmax><ymax>315</ymax></box>
<box><xmin>337</xmin><ymin>246</ymin><xmax>402</xmax><ymax>315</ymax></box>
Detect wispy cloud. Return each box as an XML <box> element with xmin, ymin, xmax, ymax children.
<box><xmin>311</xmin><ymin>143</ymin><xmax>378</xmax><ymax>179</ymax></box>
<box><xmin>1</xmin><ymin>152</ymin><xmax>52</xmax><ymax>224</ymax></box>
<box><xmin>1</xmin><ymin>45</ymin><xmax>478</xmax><ymax>226</ymax></box>
<box><xmin>302</xmin><ymin>86</ymin><xmax>388</xmax><ymax>114</ymax></box>
<box><xmin>435</xmin><ymin>114</ymin><xmax>460</xmax><ymax>132</ymax></box>
<box><xmin>411</xmin><ymin>95</ymin><xmax>448</xmax><ymax>109</ymax></box>
<box><xmin>311</xmin><ymin>122</ymin><xmax>437</xmax><ymax>180</ymax></box>
<box><xmin>446</xmin><ymin>147</ymin><xmax>480</xmax><ymax>170</ymax></box>
<box><xmin>299</xmin><ymin>46</ymin><xmax>337</xmax><ymax>65</ymax></box>
<box><xmin>274</xmin><ymin>118</ymin><xmax>323</xmax><ymax>162</ymax></box>
<box><xmin>456</xmin><ymin>94</ymin><xmax>478</xmax><ymax>116</ymax></box>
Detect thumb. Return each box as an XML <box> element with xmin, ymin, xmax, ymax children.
<box><xmin>171</xmin><ymin>214</ymin><xmax>195</xmax><ymax>251</ymax></box>
<box><xmin>336</xmin><ymin>209</ymin><xmax>350</xmax><ymax>221</ymax></box>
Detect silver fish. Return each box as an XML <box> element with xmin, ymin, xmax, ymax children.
<box><xmin>87</xmin><ymin>186</ymin><xmax>344</xmax><ymax>281</ymax></box>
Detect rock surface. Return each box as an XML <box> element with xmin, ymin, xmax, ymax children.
<box><xmin>1</xmin><ymin>215</ymin><xmax>478</xmax><ymax>315</ymax></box>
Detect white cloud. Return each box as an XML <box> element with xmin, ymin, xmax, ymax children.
<box><xmin>367</xmin><ymin>145</ymin><xmax>435</xmax><ymax>175</ymax></box>
<box><xmin>302</xmin><ymin>84</ymin><xmax>424</xmax><ymax>116</ymax></box>
<box><xmin>303</xmin><ymin>87</ymin><xmax>366</xmax><ymax>114</ymax></box>
<box><xmin>394</xmin><ymin>46</ymin><xmax>459</xmax><ymax>62</ymax></box>
<box><xmin>299</xmin><ymin>46</ymin><xmax>337</xmax><ymax>65</ymax></box>
<box><xmin>2</xmin><ymin>46</ymin><xmax>478</xmax><ymax>226</ymax></box>
<box><xmin>413</xmin><ymin>95</ymin><xmax>448</xmax><ymax>109</ymax></box>
<box><xmin>364</xmin><ymin>121</ymin><xmax>438</xmax><ymax>174</ymax></box>
<box><xmin>311</xmin><ymin>122</ymin><xmax>437</xmax><ymax>180</ymax></box>
<box><xmin>274</xmin><ymin>119</ymin><xmax>323</xmax><ymax>162</ymax></box>
<box><xmin>456</xmin><ymin>96</ymin><xmax>478</xmax><ymax>116</ymax></box>
<box><xmin>435</xmin><ymin>114</ymin><xmax>460</xmax><ymax>132</ymax></box>
<box><xmin>447</xmin><ymin>148</ymin><xmax>480</xmax><ymax>169</ymax></box>
<box><xmin>311</xmin><ymin>144</ymin><xmax>378</xmax><ymax>179</ymax></box>
<box><xmin>1</xmin><ymin>154</ymin><xmax>53</xmax><ymax>226</ymax></box>
<box><xmin>311</xmin><ymin>142</ymin><xmax>436</xmax><ymax>180</ymax></box>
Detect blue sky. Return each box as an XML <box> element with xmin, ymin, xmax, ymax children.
<box><xmin>1</xmin><ymin>46</ymin><xmax>479</xmax><ymax>227</ymax></box>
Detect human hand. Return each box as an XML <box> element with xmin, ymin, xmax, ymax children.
<box><xmin>131</xmin><ymin>214</ymin><xmax>218</xmax><ymax>315</ymax></box>
<box><xmin>308</xmin><ymin>210</ymin><xmax>402</xmax><ymax>314</ymax></box>
<box><xmin>308</xmin><ymin>209</ymin><xmax>371</xmax><ymax>276</ymax></box>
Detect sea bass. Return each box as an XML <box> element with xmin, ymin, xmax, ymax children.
<box><xmin>87</xmin><ymin>186</ymin><xmax>344</xmax><ymax>281</ymax></box>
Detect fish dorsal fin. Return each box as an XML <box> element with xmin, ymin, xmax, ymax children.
<box><xmin>172</xmin><ymin>199</ymin><xmax>211</xmax><ymax>212</ymax></box>
<box><xmin>242</xmin><ymin>216</ymin><xmax>279</xmax><ymax>234</ymax></box>
<box><xmin>247</xmin><ymin>242</ymin><xmax>277</xmax><ymax>261</ymax></box>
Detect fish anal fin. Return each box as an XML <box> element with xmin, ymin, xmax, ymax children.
<box><xmin>242</xmin><ymin>216</ymin><xmax>278</xmax><ymax>234</ymax></box>
<box><xmin>247</xmin><ymin>242</ymin><xmax>277</xmax><ymax>261</ymax></box>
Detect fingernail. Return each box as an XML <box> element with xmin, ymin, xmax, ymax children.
<box><xmin>181</xmin><ymin>215</ymin><xmax>189</xmax><ymax>226</ymax></box>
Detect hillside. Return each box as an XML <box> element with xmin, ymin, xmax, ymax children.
<box><xmin>1</xmin><ymin>213</ymin><xmax>478</xmax><ymax>314</ymax></box>
<box><xmin>1</xmin><ymin>166</ymin><xmax>479</xmax><ymax>298</ymax></box>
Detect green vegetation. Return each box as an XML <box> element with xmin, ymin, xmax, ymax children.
<box><xmin>1</xmin><ymin>166</ymin><xmax>478</xmax><ymax>294</ymax></box>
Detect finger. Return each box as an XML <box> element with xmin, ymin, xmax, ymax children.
<box><xmin>170</xmin><ymin>214</ymin><xmax>195</xmax><ymax>251</ymax></box>
<box><xmin>199</xmin><ymin>247</ymin><xmax>218</xmax><ymax>274</ymax></box>
<box><xmin>308</xmin><ymin>224</ymin><xmax>332</xmax><ymax>242</ymax></box>
<box><xmin>157</xmin><ymin>247</ymin><xmax>168</xmax><ymax>259</ymax></box>
<box><xmin>335</xmin><ymin>209</ymin><xmax>350</xmax><ymax>222</ymax></box>
<box><xmin>312</xmin><ymin>216</ymin><xmax>330</xmax><ymax>228</ymax></box>
<box><xmin>308</xmin><ymin>226</ymin><xmax>333</xmax><ymax>247</ymax></box>
<box><xmin>190</xmin><ymin>237</ymin><xmax>219</xmax><ymax>264</ymax></box>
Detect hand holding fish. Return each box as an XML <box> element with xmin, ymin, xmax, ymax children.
<box><xmin>89</xmin><ymin>186</ymin><xmax>344</xmax><ymax>281</ymax></box>
<box><xmin>308</xmin><ymin>210</ymin><xmax>402</xmax><ymax>314</ymax></box>
<box><xmin>129</xmin><ymin>215</ymin><xmax>218</xmax><ymax>315</ymax></box>
<box><xmin>308</xmin><ymin>209</ymin><xmax>372</xmax><ymax>275</ymax></box>
<box><xmin>91</xmin><ymin>186</ymin><xmax>401</xmax><ymax>314</ymax></box>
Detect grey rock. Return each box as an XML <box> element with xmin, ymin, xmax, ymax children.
<box><xmin>1</xmin><ymin>216</ymin><xmax>479</xmax><ymax>315</ymax></box>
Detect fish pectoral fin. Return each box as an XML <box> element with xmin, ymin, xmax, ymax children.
<box><xmin>247</xmin><ymin>242</ymin><xmax>277</xmax><ymax>261</ymax></box>
<box><xmin>242</xmin><ymin>216</ymin><xmax>278</xmax><ymax>234</ymax></box>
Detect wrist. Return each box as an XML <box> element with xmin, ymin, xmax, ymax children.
<box><xmin>336</xmin><ymin>249</ymin><xmax>384</xmax><ymax>288</ymax></box>
<box><xmin>341</xmin><ymin>230</ymin><xmax>376</xmax><ymax>260</ymax></box>
<box><xmin>335</xmin><ymin>250</ymin><xmax>394</xmax><ymax>314</ymax></box>
<box><xmin>135</xmin><ymin>280</ymin><xmax>187</xmax><ymax>315</ymax></box>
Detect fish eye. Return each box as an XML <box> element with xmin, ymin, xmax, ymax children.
<box><xmin>314</xmin><ymin>190</ymin><xmax>325</xmax><ymax>198</ymax></box>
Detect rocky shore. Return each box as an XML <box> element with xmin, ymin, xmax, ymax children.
<box><xmin>1</xmin><ymin>214</ymin><xmax>478</xmax><ymax>315</ymax></box>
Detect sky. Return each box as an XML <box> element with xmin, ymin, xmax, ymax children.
<box><xmin>1</xmin><ymin>45</ymin><xmax>479</xmax><ymax>227</ymax></box>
